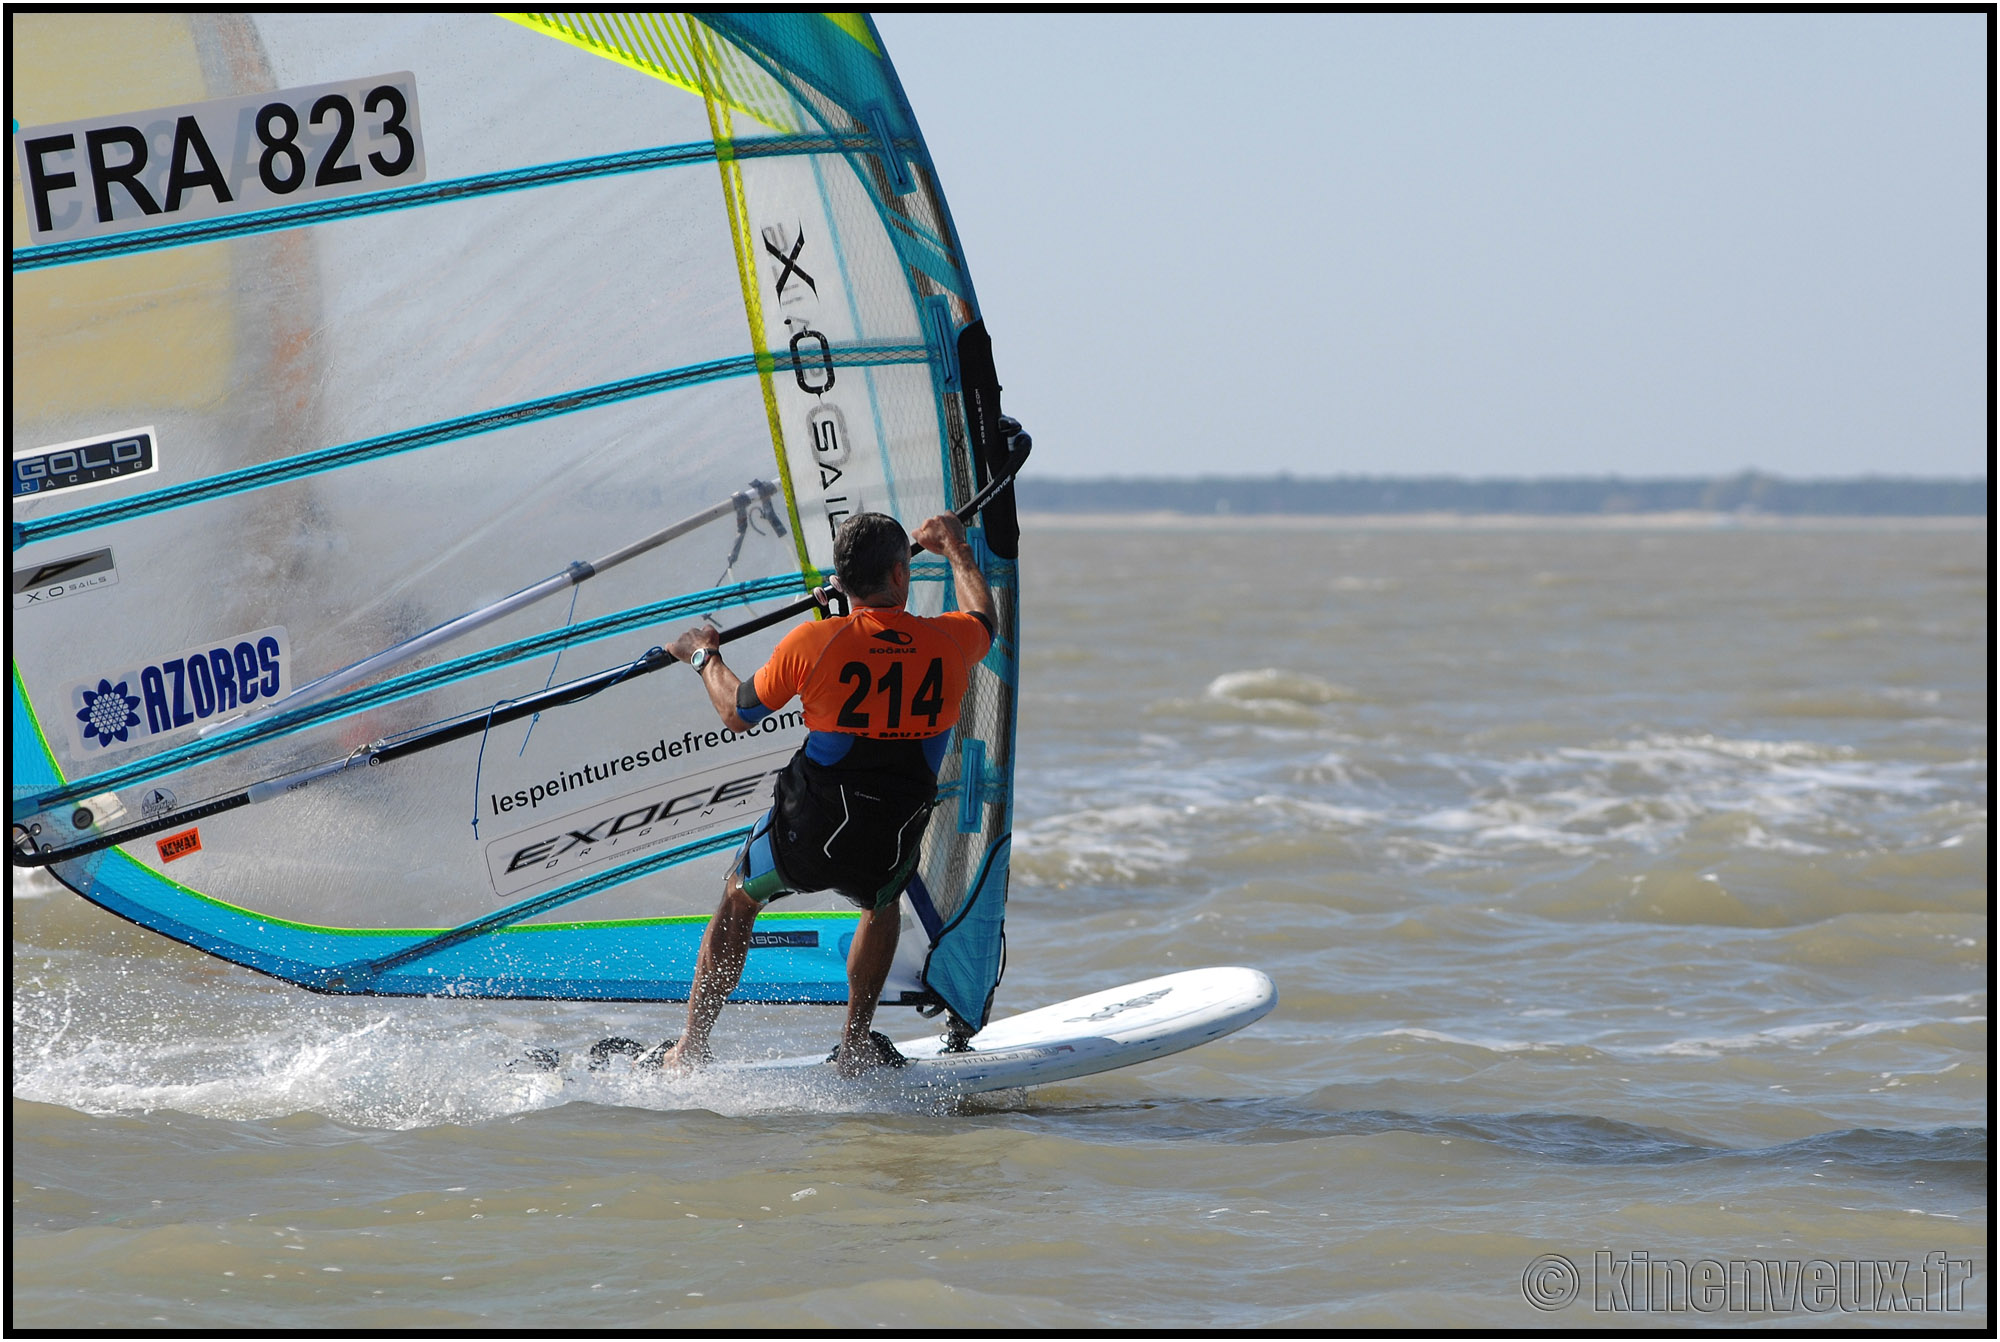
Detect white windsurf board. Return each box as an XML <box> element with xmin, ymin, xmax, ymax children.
<box><xmin>544</xmin><ymin>966</ymin><xmax>1276</xmax><ymax>1095</ymax></box>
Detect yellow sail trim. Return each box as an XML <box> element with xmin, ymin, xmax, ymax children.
<box><xmin>684</xmin><ymin>20</ymin><xmax>821</xmax><ymax>584</ymax></box>
<box><xmin>824</xmin><ymin>13</ymin><xmax>880</xmax><ymax>54</ymax></box>
<box><xmin>499</xmin><ymin>11</ymin><xmax>799</xmax><ymax>133</ymax></box>
<box><xmin>505</xmin><ymin>11</ymin><xmax>819</xmax><ymax>582</ymax></box>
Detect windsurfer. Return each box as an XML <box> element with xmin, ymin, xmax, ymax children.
<box><xmin>657</xmin><ymin>509</ymin><xmax>996</xmax><ymax>1075</ymax></box>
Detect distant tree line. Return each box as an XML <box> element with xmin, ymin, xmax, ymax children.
<box><xmin>1015</xmin><ymin>471</ymin><xmax>1987</xmax><ymax>516</ymax></box>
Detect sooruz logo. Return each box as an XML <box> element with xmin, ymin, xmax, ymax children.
<box><xmin>870</xmin><ymin>629</ymin><xmax>914</xmax><ymax>646</ymax></box>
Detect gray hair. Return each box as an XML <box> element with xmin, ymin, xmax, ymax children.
<box><xmin>832</xmin><ymin>512</ymin><xmax>908</xmax><ymax>600</ymax></box>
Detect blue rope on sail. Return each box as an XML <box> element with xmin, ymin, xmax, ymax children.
<box><xmin>468</xmin><ymin>699</ymin><xmax>511</xmax><ymax>841</ymax></box>
<box><xmin>517</xmin><ymin>585</ymin><xmax>583</xmax><ymax>758</ymax></box>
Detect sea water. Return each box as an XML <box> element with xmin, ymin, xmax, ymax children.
<box><xmin>12</xmin><ymin>518</ymin><xmax>1987</xmax><ymax>1328</ymax></box>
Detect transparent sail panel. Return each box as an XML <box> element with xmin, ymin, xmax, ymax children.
<box><xmin>11</xmin><ymin>13</ymin><xmax>1019</xmax><ymax>1026</ymax></box>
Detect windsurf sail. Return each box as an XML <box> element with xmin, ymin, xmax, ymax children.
<box><xmin>10</xmin><ymin>12</ymin><xmax>1023</xmax><ymax>1035</ymax></box>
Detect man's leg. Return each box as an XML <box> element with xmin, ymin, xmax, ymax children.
<box><xmin>657</xmin><ymin>871</ymin><xmax>759</xmax><ymax>1070</ymax></box>
<box><xmin>835</xmin><ymin>900</ymin><xmax>900</xmax><ymax>1076</ymax></box>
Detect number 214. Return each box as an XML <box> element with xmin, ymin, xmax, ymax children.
<box><xmin>837</xmin><ymin>658</ymin><xmax>944</xmax><ymax>729</ymax></box>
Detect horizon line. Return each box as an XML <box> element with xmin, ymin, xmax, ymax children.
<box><xmin>1020</xmin><ymin>470</ymin><xmax>1989</xmax><ymax>484</ymax></box>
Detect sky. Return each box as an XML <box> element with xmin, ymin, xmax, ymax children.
<box><xmin>875</xmin><ymin>13</ymin><xmax>1988</xmax><ymax>480</ymax></box>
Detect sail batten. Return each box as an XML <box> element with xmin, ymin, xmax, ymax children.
<box><xmin>14</xmin><ymin>571</ymin><xmax>810</xmax><ymax>816</ymax></box>
<box><xmin>15</xmin><ymin>343</ymin><xmax>933</xmax><ymax>550</ymax></box>
<box><xmin>11</xmin><ymin>12</ymin><xmax>1020</xmax><ymax>1027</ymax></box>
<box><xmin>12</xmin><ymin>133</ymin><xmax>916</xmax><ymax>273</ymax></box>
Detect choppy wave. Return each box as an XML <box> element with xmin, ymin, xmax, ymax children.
<box><xmin>10</xmin><ymin>975</ymin><xmax>967</xmax><ymax>1129</ymax></box>
<box><xmin>1754</xmin><ymin>687</ymin><xmax>1961</xmax><ymax>719</ymax></box>
<box><xmin>13</xmin><ymin>526</ymin><xmax>1988</xmax><ymax>1330</ymax></box>
<box><xmin>1011</xmin><ymin>804</ymin><xmax>1198</xmax><ymax>887</ymax></box>
<box><xmin>1013</xmin><ymin>721</ymin><xmax>1984</xmax><ymax>895</ymax></box>
<box><xmin>1012</xmin><ymin>1093</ymin><xmax>1986</xmax><ymax>1180</ymax></box>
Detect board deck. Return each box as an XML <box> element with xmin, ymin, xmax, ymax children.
<box><xmin>538</xmin><ymin>966</ymin><xmax>1276</xmax><ymax>1095</ymax></box>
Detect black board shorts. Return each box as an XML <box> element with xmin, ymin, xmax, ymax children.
<box><xmin>736</xmin><ymin>751</ymin><xmax>937</xmax><ymax>911</ymax></box>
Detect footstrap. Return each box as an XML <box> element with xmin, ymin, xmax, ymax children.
<box><xmin>588</xmin><ymin>1036</ymin><xmax>674</xmax><ymax>1071</ymax></box>
<box><xmin>826</xmin><ymin>1029</ymin><xmax>909</xmax><ymax>1069</ymax></box>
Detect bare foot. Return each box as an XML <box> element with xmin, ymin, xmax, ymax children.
<box><xmin>833</xmin><ymin>1030</ymin><xmax>907</xmax><ymax>1077</ymax></box>
<box><xmin>650</xmin><ymin>1037</ymin><xmax>711</xmax><ymax>1072</ymax></box>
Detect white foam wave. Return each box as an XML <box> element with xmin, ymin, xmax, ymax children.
<box><xmin>1643</xmin><ymin>1015</ymin><xmax>1990</xmax><ymax>1058</ymax></box>
<box><xmin>1373</xmin><ymin>1026</ymin><xmax>1604</xmax><ymax>1061</ymax></box>
<box><xmin>1205</xmin><ymin>668</ymin><xmax>1360</xmax><ymax>705</ymax></box>
<box><xmin>1011</xmin><ymin>804</ymin><xmax>1195</xmax><ymax>886</ymax></box>
<box><xmin>11</xmin><ymin>982</ymin><xmax>964</xmax><ymax>1128</ymax></box>
<box><xmin>1381</xmin><ymin>1026</ymin><xmax>1538</xmax><ymax>1052</ymax></box>
<box><xmin>1145</xmin><ymin>667</ymin><xmax>1363</xmax><ymax>727</ymax></box>
<box><xmin>1011</xmin><ymin>791</ymin><xmax>1394</xmax><ymax>887</ymax></box>
<box><xmin>11</xmin><ymin>869</ymin><xmax>61</xmax><ymax>900</ymax></box>
<box><xmin>1383</xmin><ymin>733</ymin><xmax>1960</xmax><ymax>859</ymax></box>
<box><xmin>1013</xmin><ymin>718</ymin><xmax>1972</xmax><ymax>879</ymax></box>
<box><xmin>1376</xmin><ymin>1010</ymin><xmax>1988</xmax><ymax>1063</ymax></box>
<box><xmin>1244</xmin><ymin>795</ymin><xmax>1383</xmax><ymax>829</ymax></box>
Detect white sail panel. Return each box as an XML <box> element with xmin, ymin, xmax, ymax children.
<box><xmin>10</xmin><ymin>13</ymin><xmax>1021</xmax><ymax>1029</ymax></box>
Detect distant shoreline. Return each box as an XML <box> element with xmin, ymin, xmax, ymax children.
<box><xmin>1020</xmin><ymin>511</ymin><xmax>1985</xmax><ymax>531</ymax></box>
<box><xmin>1016</xmin><ymin>473</ymin><xmax>1987</xmax><ymax>519</ymax></box>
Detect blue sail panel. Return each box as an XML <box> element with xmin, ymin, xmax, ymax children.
<box><xmin>53</xmin><ymin>845</ymin><xmax>863</xmax><ymax>1003</ymax></box>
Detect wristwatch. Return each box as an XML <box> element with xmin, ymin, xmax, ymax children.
<box><xmin>689</xmin><ymin>646</ymin><xmax>715</xmax><ymax>673</ymax></box>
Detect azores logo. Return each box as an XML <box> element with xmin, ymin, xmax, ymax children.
<box><xmin>60</xmin><ymin>626</ymin><xmax>289</xmax><ymax>759</ymax></box>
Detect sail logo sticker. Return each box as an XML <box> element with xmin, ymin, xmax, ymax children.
<box><xmin>762</xmin><ymin>223</ymin><xmax>818</xmax><ymax>303</ymax></box>
<box><xmin>17</xmin><ymin>72</ymin><xmax>424</xmax><ymax>245</ymax></box>
<box><xmin>60</xmin><ymin>627</ymin><xmax>288</xmax><ymax>759</ymax></box>
<box><xmin>756</xmin><ymin>209</ymin><xmax>897</xmax><ymax>556</ymax></box>
<box><xmin>13</xmin><ymin>547</ymin><xmax>119</xmax><ymax>608</ymax></box>
<box><xmin>808</xmin><ymin>405</ymin><xmax>851</xmax><ymax>494</ymax></box>
<box><xmin>808</xmin><ymin>405</ymin><xmax>849</xmax><ymax>466</ymax></box>
<box><xmin>749</xmin><ymin>930</ymin><xmax>819</xmax><ymax>949</ymax></box>
<box><xmin>14</xmin><ymin>430</ymin><xmax>157</xmax><ymax>499</ymax></box>
<box><xmin>1066</xmin><ymin>988</ymin><xmax>1172</xmax><ymax>1023</ymax></box>
<box><xmin>156</xmin><ymin>828</ymin><xmax>202</xmax><ymax>863</ymax></box>
<box><xmin>486</xmin><ymin>749</ymin><xmax>791</xmax><ymax>897</ymax></box>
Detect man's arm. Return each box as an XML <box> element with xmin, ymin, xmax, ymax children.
<box><xmin>668</xmin><ymin>625</ymin><xmax>755</xmax><ymax>732</ymax></box>
<box><xmin>912</xmin><ymin>513</ymin><xmax>995</xmax><ymax>634</ymax></box>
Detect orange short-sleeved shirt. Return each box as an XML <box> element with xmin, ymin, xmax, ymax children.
<box><xmin>753</xmin><ymin>606</ymin><xmax>991</xmax><ymax>738</ymax></box>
